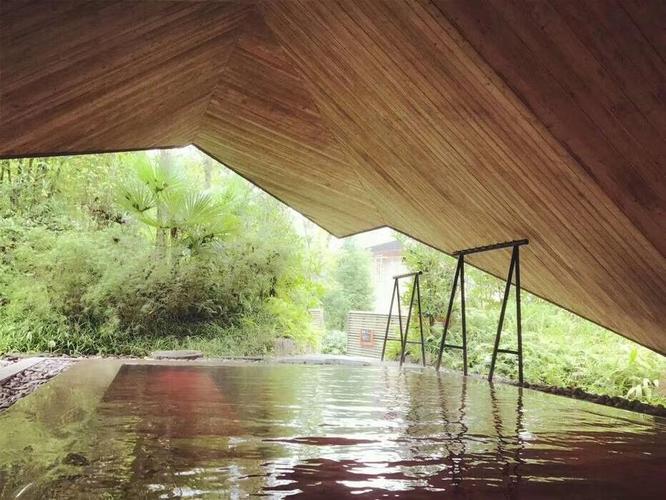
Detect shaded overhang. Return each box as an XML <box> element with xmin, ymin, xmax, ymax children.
<box><xmin>1</xmin><ymin>0</ymin><xmax>664</xmax><ymax>353</ymax></box>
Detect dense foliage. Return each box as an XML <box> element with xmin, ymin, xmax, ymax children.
<box><xmin>389</xmin><ymin>237</ymin><xmax>666</xmax><ymax>404</ymax></box>
<box><xmin>1</xmin><ymin>151</ymin><xmax>663</xmax><ymax>405</ymax></box>
<box><xmin>321</xmin><ymin>330</ymin><xmax>347</xmax><ymax>355</ymax></box>
<box><xmin>321</xmin><ymin>240</ymin><xmax>373</xmax><ymax>330</ymax></box>
<box><xmin>0</xmin><ymin>151</ymin><xmax>323</xmax><ymax>355</ymax></box>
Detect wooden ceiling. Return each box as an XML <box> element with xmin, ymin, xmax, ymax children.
<box><xmin>1</xmin><ymin>1</ymin><xmax>664</xmax><ymax>354</ymax></box>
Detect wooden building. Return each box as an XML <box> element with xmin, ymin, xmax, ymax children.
<box><xmin>367</xmin><ymin>239</ymin><xmax>407</xmax><ymax>313</ymax></box>
<box><xmin>1</xmin><ymin>1</ymin><xmax>664</xmax><ymax>354</ymax></box>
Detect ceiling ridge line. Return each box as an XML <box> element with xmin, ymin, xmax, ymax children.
<box><xmin>189</xmin><ymin>4</ymin><xmax>255</xmax><ymax>145</ymax></box>
<box><xmin>250</xmin><ymin>3</ymin><xmax>387</xmax><ymax>229</ymax></box>
<box><xmin>192</xmin><ymin>6</ymin><xmax>385</xmax><ymax>229</ymax></box>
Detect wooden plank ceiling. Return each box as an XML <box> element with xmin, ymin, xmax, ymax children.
<box><xmin>1</xmin><ymin>1</ymin><xmax>664</xmax><ymax>354</ymax></box>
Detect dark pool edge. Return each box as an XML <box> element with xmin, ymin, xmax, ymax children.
<box><xmin>402</xmin><ymin>364</ymin><xmax>666</xmax><ymax>419</ymax></box>
<box><xmin>517</xmin><ymin>381</ymin><xmax>666</xmax><ymax>418</ymax></box>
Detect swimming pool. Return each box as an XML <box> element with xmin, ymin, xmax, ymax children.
<box><xmin>1</xmin><ymin>360</ymin><xmax>664</xmax><ymax>498</ymax></box>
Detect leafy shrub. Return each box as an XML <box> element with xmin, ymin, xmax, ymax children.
<box><xmin>321</xmin><ymin>330</ymin><xmax>347</xmax><ymax>355</ymax></box>
<box><xmin>0</xmin><ymin>152</ymin><xmax>324</xmax><ymax>356</ymax></box>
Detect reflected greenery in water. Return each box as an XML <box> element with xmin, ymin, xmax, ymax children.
<box><xmin>1</xmin><ymin>361</ymin><xmax>664</xmax><ymax>498</ymax></box>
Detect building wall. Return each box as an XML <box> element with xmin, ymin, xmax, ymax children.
<box><xmin>371</xmin><ymin>251</ymin><xmax>407</xmax><ymax>313</ymax></box>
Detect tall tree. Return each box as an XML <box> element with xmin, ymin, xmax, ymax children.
<box><xmin>322</xmin><ymin>239</ymin><xmax>374</xmax><ymax>330</ymax></box>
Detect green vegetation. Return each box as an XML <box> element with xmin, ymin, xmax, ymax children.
<box><xmin>0</xmin><ymin>151</ymin><xmax>323</xmax><ymax>356</ymax></box>
<box><xmin>321</xmin><ymin>330</ymin><xmax>347</xmax><ymax>355</ymax></box>
<box><xmin>321</xmin><ymin>239</ymin><xmax>373</xmax><ymax>330</ymax></box>
<box><xmin>0</xmin><ymin>150</ymin><xmax>663</xmax><ymax>405</ymax></box>
<box><xmin>389</xmin><ymin>237</ymin><xmax>666</xmax><ymax>405</ymax></box>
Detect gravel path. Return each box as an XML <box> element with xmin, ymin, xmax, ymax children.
<box><xmin>0</xmin><ymin>358</ymin><xmax>76</xmax><ymax>412</ymax></box>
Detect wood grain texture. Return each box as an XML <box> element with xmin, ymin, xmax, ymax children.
<box><xmin>438</xmin><ymin>0</ymin><xmax>666</xmax><ymax>257</ymax></box>
<box><xmin>195</xmin><ymin>12</ymin><xmax>383</xmax><ymax>234</ymax></box>
<box><xmin>0</xmin><ymin>0</ymin><xmax>249</xmax><ymax>154</ymax></box>
<box><xmin>0</xmin><ymin>0</ymin><xmax>664</xmax><ymax>353</ymax></box>
<box><xmin>259</xmin><ymin>0</ymin><xmax>665</xmax><ymax>353</ymax></box>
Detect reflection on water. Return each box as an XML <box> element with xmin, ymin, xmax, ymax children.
<box><xmin>1</xmin><ymin>361</ymin><xmax>665</xmax><ymax>498</ymax></box>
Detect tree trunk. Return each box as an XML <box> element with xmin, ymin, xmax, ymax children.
<box><xmin>10</xmin><ymin>159</ymin><xmax>23</xmax><ymax>209</ymax></box>
<box><xmin>155</xmin><ymin>150</ymin><xmax>175</xmax><ymax>251</ymax></box>
<box><xmin>0</xmin><ymin>160</ymin><xmax>9</xmax><ymax>182</ymax></box>
<box><xmin>202</xmin><ymin>155</ymin><xmax>213</xmax><ymax>189</ymax></box>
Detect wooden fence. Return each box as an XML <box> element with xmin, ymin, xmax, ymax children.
<box><xmin>346</xmin><ymin>310</ymin><xmax>405</xmax><ymax>358</ymax></box>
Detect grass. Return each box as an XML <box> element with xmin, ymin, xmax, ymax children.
<box><xmin>0</xmin><ymin>319</ymin><xmax>280</xmax><ymax>358</ymax></box>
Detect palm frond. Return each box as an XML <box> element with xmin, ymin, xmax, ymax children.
<box><xmin>132</xmin><ymin>153</ymin><xmax>186</xmax><ymax>195</ymax></box>
<box><xmin>117</xmin><ymin>180</ymin><xmax>157</xmax><ymax>220</ymax></box>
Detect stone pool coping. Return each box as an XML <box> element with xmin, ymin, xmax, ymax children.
<box><xmin>2</xmin><ymin>354</ymin><xmax>665</xmax><ymax>418</ymax></box>
<box><xmin>0</xmin><ymin>357</ymin><xmax>76</xmax><ymax>412</ymax></box>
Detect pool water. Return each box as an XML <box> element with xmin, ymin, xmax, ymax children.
<box><xmin>0</xmin><ymin>360</ymin><xmax>664</xmax><ymax>498</ymax></box>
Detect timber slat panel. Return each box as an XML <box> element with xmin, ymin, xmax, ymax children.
<box><xmin>346</xmin><ymin>311</ymin><xmax>405</xmax><ymax>359</ymax></box>
<box><xmin>195</xmin><ymin>13</ymin><xmax>383</xmax><ymax>234</ymax></box>
<box><xmin>1</xmin><ymin>1</ymin><xmax>664</xmax><ymax>354</ymax></box>
<box><xmin>439</xmin><ymin>0</ymin><xmax>666</xmax><ymax>256</ymax></box>
<box><xmin>259</xmin><ymin>0</ymin><xmax>665</xmax><ymax>352</ymax></box>
<box><xmin>0</xmin><ymin>0</ymin><xmax>249</xmax><ymax>154</ymax></box>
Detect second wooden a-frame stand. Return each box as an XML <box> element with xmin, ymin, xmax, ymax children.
<box><xmin>380</xmin><ymin>271</ymin><xmax>426</xmax><ymax>367</ymax></box>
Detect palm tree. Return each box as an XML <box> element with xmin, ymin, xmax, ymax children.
<box><xmin>117</xmin><ymin>151</ymin><xmax>239</xmax><ymax>259</ymax></box>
